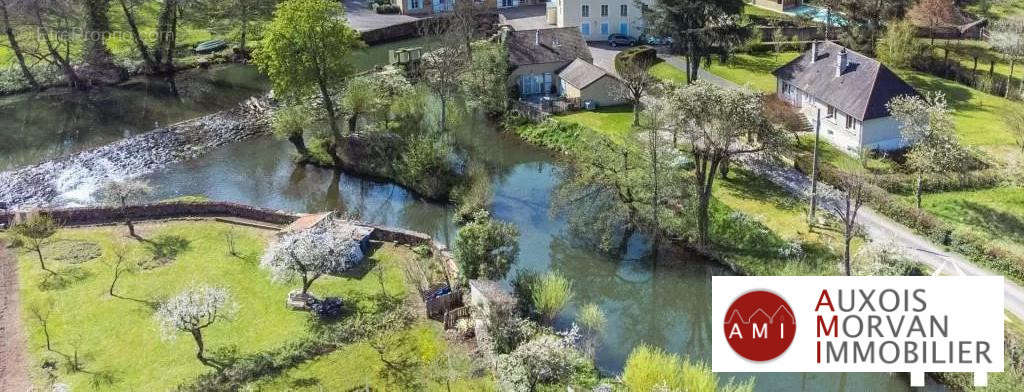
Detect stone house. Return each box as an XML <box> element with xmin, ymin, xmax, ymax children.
<box><xmin>773</xmin><ymin>41</ymin><xmax>919</xmax><ymax>154</ymax></box>
<box><xmin>507</xmin><ymin>27</ymin><xmax>625</xmax><ymax>106</ymax></box>
<box><xmin>553</xmin><ymin>0</ymin><xmax>650</xmax><ymax>41</ymax></box>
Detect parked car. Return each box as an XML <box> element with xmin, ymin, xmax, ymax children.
<box><xmin>640</xmin><ymin>34</ymin><xmax>672</xmax><ymax>46</ymax></box>
<box><xmin>607</xmin><ymin>34</ymin><xmax>637</xmax><ymax>47</ymax></box>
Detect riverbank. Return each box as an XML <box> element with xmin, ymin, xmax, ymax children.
<box><xmin>0</xmin><ymin>97</ymin><xmax>272</xmax><ymax>209</ymax></box>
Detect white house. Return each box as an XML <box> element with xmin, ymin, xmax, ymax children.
<box><xmin>554</xmin><ymin>0</ymin><xmax>650</xmax><ymax>41</ymax></box>
<box><xmin>773</xmin><ymin>41</ymin><xmax>919</xmax><ymax>155</ymax></box>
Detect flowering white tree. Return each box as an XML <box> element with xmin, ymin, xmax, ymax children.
<box><xmin>496</xmin><ymin>334</ymin><xmax>586</xmax><ymax>392</ymax></box>
<box><xmin>154</xmin><ymin>285</ymin><xmax>235</xmax><ymax>362</ymax></box>
<box><xmin>260</xmin><ymin>222</ymin><xmax>364</xmax><ymax>296</ymax></box>
<box><xmin>94</xmin><ymin>179</ymin><xmax>154</xmax><ymax>236</ymax></box>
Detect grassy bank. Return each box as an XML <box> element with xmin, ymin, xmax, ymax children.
<box><xmin>14</xmin><ymin>220</ymin><xmax>487</xmax><ymax>390</ymax></box>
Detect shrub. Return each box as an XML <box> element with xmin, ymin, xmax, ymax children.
<box><xmin>622</xmin><ymin>344</ymin><xmax>754</xmax><ymax>392</ymax></box>
<box><xmin>496</xmin><ymin>334</ymin><xmax>588</xmax><ymax>392</ymax></box>
<box><xmin>530</xmin><ymin>272</ymin><xmax>573</xmax><ymax>324</ymax></box>
<box><xmin>614</xmin><ymin>45</ymin><xmax>659</xmax><ymax>74</ymax></box>
<box><xmin>508</xmin><ymin>117</ymin><xmax>587</xmax><ymax>152</ymax></box>
<box><xmin>309</xmin><ymin>297</ymin><xmax>345</xmax><ymax>320</ymax></box>
<box><xmin>374</xmin><ymin>4</ymin><xmax>400</xmax><ymax>14</ymax></box>
<box><xmin>453</xmin><ymin>210</ymin><xmax>520</xmax><ymax>280</ymax></box>
<box><xmin>577</xmin><ymin>303</ymin><xmax>606</xmax><ymax>334</ymax></box>
<box><xmin>487</xmin><ymin>304</ymin><xmax>541</xmax><ymax>355</ymax></box>
<box><xmin>853</xmin><ymin>243</ymin><xmax>929</xmax><ymax>276</ymax></box>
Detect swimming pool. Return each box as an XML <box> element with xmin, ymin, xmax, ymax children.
<box><xmin>787</xmin><ymin>5</ymin><xmax>848</xmax><ymax>26</ymax></box>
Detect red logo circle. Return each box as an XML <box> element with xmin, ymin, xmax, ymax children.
<box><xmin>723</xmin><ymin>290</ymin><xmax>796</xmax><ymax>361</ymax></box>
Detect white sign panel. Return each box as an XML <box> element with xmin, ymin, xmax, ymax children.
<box><xmin>711</xmin><ymin>276</ymin><xmax>1004</xmax><ymax>387</ymax></box>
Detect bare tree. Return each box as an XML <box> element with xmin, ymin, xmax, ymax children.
<box><xmin>28</xmin><ymin>299</ymin><xmax>55</xmax><ymax>351</ymax></box>
<box><xmin>418</xmin><ymin>15</ymin><xmax>470</xmax><ymax>134</ymax></box>
<box><xmin>665</xmin><ymin>80</ymin><xmax>784</xmax><ymax>248</ymax></box>
<box><xmin>94</xmin><ymin>179</ymin><xmax>154</xmax><ymax>237</ymax></box>
<box><xmin>27</xmin><ymin>0</ymin><xmax>84</xmax><ymax>89</ymax></box>
<box><xmin>105</xmin><ymin>240</ymin><xmax>136</xmax><ymax>297</ymax></box>
<box><xmin>990</xmin><ymin>15</ymin><xmax>1024</xmax><ymax>98</ymax></box>
<box><xmin>1007</xmin><ymin>110</ymin><xmax>1024</xmax><ymax>157</ymax></box>
<box><xmin>155</xmin><ymin>285</ymin><xmax>236</xmax><ymax>363</ymax></box>
<box><xmin>908</xmin><ymin>0</ymin><xmax>960</xmax><ymax>45</ymax></box>
<box><xmin>0</xmin><ymin>0</ymin><xmax>39</xmax><ymax>90</ymax></box>
<box><xmin>117</xmin><ymin>0</ymin><xmax>156</xmax><ymax>70</ymax></box>
<box><xmin>260</xmin><ymin>220</ymin><xmax>364</xmax><ymax>296</ymax></box>
<box><xmin>824</xmin><ymin>172</ymin><xmax>869</xmax><ymax>276</ymax></box>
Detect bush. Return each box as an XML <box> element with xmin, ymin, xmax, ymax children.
<box><xmin>507</xmin><ymin>117</ymin><xmax>587</xmax><ymax>152</ymax></box>
<box><xmin>496</xmin><ymin>334</ymin><xmax>588</xmax><ymax>392</ymax></box>
<box><xmin>374</xmin><ymin>4</ymin><xmax>400</xmax><ymax>14</ymax></box>
<box><xmin>622</xmin><ymin>344</ymin><xmax>754</xmax><ymax>392</ymax></box>
<box><xmin>453</xmin><ymin>210</ymin><xmax>520</xmax><ymax>280</ymax></box>
<box><xmin>614</xmin><ymin>45</ymin><xmax>659</xmax><ymax>74</ymax></box>
<box><xmin>529</xmin><ymin>272</ymin><xmax>573</xmax><ymax>324</ymax></box>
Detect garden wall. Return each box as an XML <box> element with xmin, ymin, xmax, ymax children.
<box><xmin>0</xmin><ymin>201</ymin><xmax>302</xmax><ymax>228</ymax></box>
<box><xmin>359</xmin><ymin>12</ymin><xmax>499</xmax><ymax>45</ymax></box>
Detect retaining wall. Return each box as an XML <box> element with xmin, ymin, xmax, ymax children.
<box><xmin>0</xmin><ymin>201</ymin><xmax>301</xmax><ymax>228</ymax></box>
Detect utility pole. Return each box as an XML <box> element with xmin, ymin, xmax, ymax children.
<box><xmin>809</xmin><ymin>108</ymin><xmax>821</xmax><ymax>226</ymax></box>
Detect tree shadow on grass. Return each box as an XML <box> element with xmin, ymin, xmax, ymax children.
<box><xmin>720</xmin><ymin>169</ymin><xmax>803</xmax><ymax>212</ymax></box>
<box><xmin>138</xmin><ymin>234</ymin><xmax>191</xmax><ymax>269</ymax></box>
<box><xmin>37</xmin><ymin>266</ymin><xmax>93</xmax><ymax>291</ymax></box>
<box><xmin>942</xmin><ymin>200</ymin><xmax>1024</xmax><ymax>244</ymax></box>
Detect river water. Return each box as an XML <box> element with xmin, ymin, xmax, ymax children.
<box><xmin>0</xmin><ymin>38</ymin><xmax>926</xmax><ymax>391</ymax></box>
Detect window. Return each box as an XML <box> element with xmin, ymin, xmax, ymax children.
<box><xmin>620</xmin><ymin>5</ymin><xmax>627</xmax><ymax>16</ymax></box>
<box><xmin>601</xmin><ymin>5</ymin><xmax>608</xmax><ymax>17</ymax></box>
<box><xmin>601</xmin><ymin>23</ymin><xmax>608</xmax><ymax>35</ymax></box>
<box><xmin>826</xmin><ymin>105</ymin><xmax>836</xmax><ymax>119</ymax></box>
<box><xmin>581</xmin><ymin>22</ymin><xmax>590</xmax><ymax>36</ymax></box>
<box><xmin>782</xmin><ymin>83</ymin><xmax>793</xmax><ymax>95</ymax></box>
<box><xmin>410</xmin><ymin>0</ymin><xmax>420</xmax><ymax>8</ymax></box>
<box><xmin>845</xmin><ymin>114</ymin><xmax>857</xmax><ymax>130</ymax></box>
<box><xmin>582</xmin><ymin>5</ymin><xmax>589</xmax><ymax>17</ymax></box>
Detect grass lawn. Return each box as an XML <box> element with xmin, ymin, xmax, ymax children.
<box><xmin>552</xmin><ymin>105</ymin><xmax>635</xmax><ymax>143</ymax></box>
<box><xmin>650</xmin><ymin>52</ymin><xmax>801</xmax><ymax>93</ymax></box>
<box><xmin>15</xmin><ymin>220</ymin><xmax>485</xmax><ymax>390</ymax></box>
<box><xmin>919</xmin><ymin>187</ymin><xmax>1024</xmax><ymax>254</ymax></box>
<box><xmin>794</xmin><ymin>134</ymin><xmax>895</xmax><ymax>173</ymax></box>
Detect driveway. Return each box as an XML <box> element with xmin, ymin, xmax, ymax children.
<box><xmin>498</xmin><ymin>5</ymin><xmax>552</xmax><ymax>31</ymax></box>
<box><xmin>345</xmin><ymin>0</ymin><xmax>424</xmax><ymax>32</ymax></box>
<box><xmin>587</xmin><ymin>42</ymin><xmax>623</xmax><ymax>76</ymax></box>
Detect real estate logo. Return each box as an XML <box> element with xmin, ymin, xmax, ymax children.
<box><xmin>723</xmin><ymin>290</ymin><xmax>796</xmax><ymax>361</ymax></box>
<box><xmin>712</xmin><ymin>276</ymin><xmax>1005</xmax><ymax>387</ymax></box>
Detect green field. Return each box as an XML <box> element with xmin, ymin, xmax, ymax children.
<box><xmin>14</xmin><ymin>220</ymin><xmax>484</xmax><ymax>390</ymax></box>
<box><xmin>919</xmin><ymin>187</ymin><xmax>1024</xmax><ymax>253</ymax></box>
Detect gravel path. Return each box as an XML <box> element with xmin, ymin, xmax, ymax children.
<box><xmin>0</xmin><ymin>242</ymin><xmax>30</xmax><ymax>391</ymax></box>
<box><xmin>659</xmin><ymin>55</ymin><xmax>1024</xmax><ymax>320</ymax></box>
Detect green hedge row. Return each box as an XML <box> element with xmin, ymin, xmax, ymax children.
<box><xmin>614</xmin><ymin>45</ymin><xmax>659</xmax><ymax>74</ymax></box>
<box><xmin>792</xmin><ymin>154</ymin><xmax>1024</xmax><ymax>283</ymax></box>
<box><xmin>868</xmin><ymin>168</ymin><xmax>1006</xmax><ymax>195</ymax></box>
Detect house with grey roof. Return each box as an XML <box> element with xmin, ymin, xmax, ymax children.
<box><xmin>506</xmin><ymin>27</ymin><xmax>625</xmax><ymax>108</ymax></box>
<box><xmin>773</xmin><ymin>41</ymin><xmax>919</xmax><ymax>154</ymax></box>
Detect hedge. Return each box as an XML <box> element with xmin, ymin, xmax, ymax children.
<box><xmin>866</xmin><ymin>169</ymin><xmax>1006</xmax><ymax>195</ymax></box>
<box><xmin>614</xmin><ymin>45</ymin><xmax>659</xmax><ymax>74</ymax></box>
<box><xmin>792</xmin><ymin>154</ymin><xmax>1024</xmax><ymax>283</ymax></box>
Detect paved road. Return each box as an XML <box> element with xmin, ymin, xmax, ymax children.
<box><xmin>344</xmin><ymin>0</ymin><xmax>423</xmax><ymax>32</ymax></box>
<box><xmin>658</xmin><ymin>55</ymin><xmax>1024</xmax><ymax>320</ymax></box>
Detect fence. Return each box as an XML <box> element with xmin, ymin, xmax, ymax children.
<box><xmin>510</xmin><ymin>100</ymin><xmax>549</xmax><ymax>122</ymax></box>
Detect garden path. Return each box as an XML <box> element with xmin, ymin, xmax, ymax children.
<box><xmin>0</xmin><ymin>242</ymin><xmax>30</xmax><ymax>391</ymax></box>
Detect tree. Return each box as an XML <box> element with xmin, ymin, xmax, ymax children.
<box><xmin>154</xmin><ymin>285</ymin><xmax>235</xmax><ymax>363</ymax></box>
<box><xmin>824</xmin><ymin>171</ymin><xmax>869</xmax><ymax>276</ymax></box>
<box><xmin>665</xmin><ymin>80</ymin><xmax>783</xmax><ymax>248</ymax></box>
<box><xmin>0</xmin><ymin>0</ymin><xmax>39</xmax><ymax>90</ymax></box>
<box><xmin>271</xmin><ymin>104</ymin><xmax>313</xmax><ymax>160</ymax></box>
<box><xmin>254</xmin><ymin>0</ymin><xmax>365</xmax><ymax>166</ymax></box>
<box><xmin>460</xmin><ymin>40</ymin><xmax>509</xmax><ymax>115</ymax></box>
<box><xmin>617</xmin><ymin>59</ymin><xmax>658</xmax><ymax>126</ymax></box>
<box><xmin>1006</xmin><ymin>111</ymin><xmax>1024</xmax><ymax>157</ymax></box>
<box><xmin>82</xmin><ymin>0</ymin><xmax>123</xmax><ymax>81</ymax></box>
<box><xmin>117</xmin><ymin>0</ymin><xmax>156</xmax><ymax>70</ymax></box>
<box><xmin>27</xmin><ymin>0</ymin><xmax>84</xmax><ymax>89</ymax></box>
<box><xmin>529</xmin><ymin>272</ymin><xmax>573</xmax><ymax>325</ymax></box>
<box><xmin>105</xmin><ymin>240</ymin><xmax>136</xmax><ymax>298</ymax></box>
<box><xmin>452</xmin><ymin>210</ymin><xmax>519</xmax><ymax>280</ymax></box>
<box><xmin>12</xmin><ymin>214</ymin><xmax>60</xmax><ymax>276</ymax></box>
<box><xmin>836</xmin><ymin>0</ymin><xmax>912</xmax><ymax>55</ymax></box>
<box><xmin>192</xmin><ymin>0</ymin><xmax>277</xmax><ymax>53</ymax></box>
<box><xmin>260</xmin><ymin>220</ymin><xmax>364</xmax><ymax>295</ymax></box>
<box><xmin>990</xmin><ymin>16</ymin><xmax>1024</xmax><ymax>98</ymax></box>
<box><xmin>95</xmin><ymin>179</ymin><xmax>153</xmax><ymax>237</ymax></box>
<box><xmin>877</xmin><ymin>19</ymin><xmax>922</xmax><ymax>69</ymax></box>
<box><xmin>888</xmin><ymin>92</ymin><xmax>973</xmax><ymax>208</ymax></box>
<box><xmin>496</xmin><ymin>334</ymin><xmax>586</xmax><ymax>392</ymax></box>
<box><xmin>641</xmin><ymin>0</ymin><xmax>749</xmax><ymax>84</ymax></box>
<box><xmin>622</xmin><ymin>344</ymin><xmax>754</xmax><ymax>392</ymax></box>
<box><xmin>153</xmin><ymin>0</ymin><xmax>183</xmax><ymax>74</ymax></box>
<box><xmin>908</xmin><ymin>0</ymin><xmax>960</xmax><ymax>45</ymax></box>
<box><xmin>418</xmin><ymin>20</ymin><xmax>468</xmax><ymax>134</ymax></box>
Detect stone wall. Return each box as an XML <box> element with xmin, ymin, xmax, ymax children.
<box><xmin>359</xmin><ymin>12</ymin><xmax>500</xmax><ymax>45</ymax></box>
<box><xmin>1</xmin><ymin>201</ymin><xmax>301</xmax><ymax>228</ymax></box>
<box><xmin>757</xmin><ymin>26</ymin><xmax>837</xmax><ymax>42</ymax></box>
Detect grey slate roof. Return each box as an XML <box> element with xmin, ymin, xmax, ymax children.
<box><xmin>773</xmin><ymin>41</ymin><xmax>918</xmax><ymax>121</ymax></box>
<box><xmin>558</xmin><ymin>58</ymin><xmax>611</xmax><ymax>89</ymax></box>
<box><xmin>507</xmin><ymin>27</ymin><xmax>593</xmax><ymax>67</ymax></box>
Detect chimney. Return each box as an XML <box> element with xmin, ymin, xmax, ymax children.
<box><xmin>535</xmin><ymin>30</ymin><xmax>540</xmax><ymax>46</ymax></box>
<box><xmin>810</xmin><ymin>41</ymin><xmax>818</xmax><ymax>63</ymax></box>
<box><xmin>836</xmin><ymin>48</ymin><xmax>848</xmax><ymax>77</ymax></box>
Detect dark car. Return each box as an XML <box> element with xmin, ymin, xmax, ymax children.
<box><xmin>607</xmin><ymin>34</ymin><xmax>636</xmax><ymax>47</ymax></box>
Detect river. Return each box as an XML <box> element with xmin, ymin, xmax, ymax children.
<box><xmin>0</xmin><ymin>38</ymin><xmax>928</xmax><ymax>391</ymax></box>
